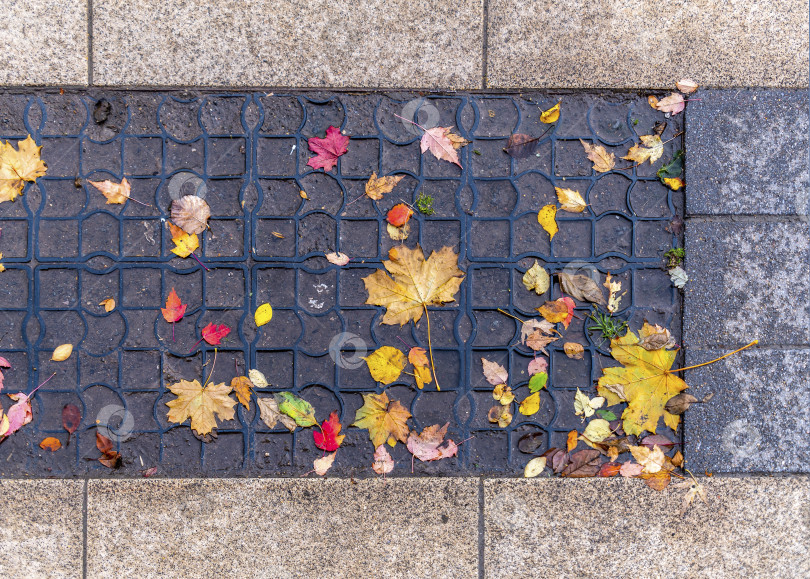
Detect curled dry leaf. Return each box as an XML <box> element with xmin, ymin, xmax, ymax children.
<box><xmin>670</xmin><ymin>266</ymin><xmax>688</xmax><ymax>288</ymax></box>
<box><xmin>676</xmin><ymin>79</ymin><xmax>699</xmax><ymax>94</ymax></box>
<box><xmin>230</xmin><ymin>376</ymin><xmax>254</xmax><ymax>410</ymax></box>
<box><xmin>664</xmin><ymin>393</ymin><xmax>699</xmax><ymax>415</ymax></box>
<box><xmin>537</xmin><ymin>204</ymin><xmax>558</xmax><ymax>239</ymax></box>
<box><xmin>96</xmin><ymin>432</ymin><xmax>122</xmax><ymax>469</ymax></box>
<box><xmin>558</xmin><ymin>272</ymin><xmax>605</xmax><ymax>305</ymax></box>
<box><xmin>407</xmin><ymin>422</ymin><xmax>459</xmax><ymax>462</ymax></box>
<box><xmin>386</xmin><ymin>222</ymin><xmax>410</xmax><ymax>240</ymax></box>
<box><xmin>481</xmin><ymin>358</ymin><xmax>509</xmax><ymax>386</ymax></box>
<box><xmin>256</xmin><ymin>396</ymin><xmax>296</xmax><ymax>432</ymax></box>
<box><xmin>51</xmin><ymin>344</ymin><xmax>73</xmax><ymax>362</ymax></box>
<box><xmin>408</xmin><ymin>347</ymin><xmax>429</xmax><ymax>367</ymax></box>
<box><xmin>364</xmin><ymin>346</ymin><xmax>406</xmax><ymax>385</ymax></box>
<box><xmin>0</xmin><ymin>357</ymin><xmax>9</xmax><ymax>393</ymax></box>
<box><xmin>637</xmin><ymin>322</ymin><xmax>676</xmax><ymax>351</ymax></box>
<box><xmin>540</xmin><ymin>102</ymin><xmax>560</xmax><ymax>124</ymax></box>
<box><xmin>325</xmin><ymin>252</ymin><xmax>350</xmax><ymax>266</ymax></box>
<box><xmin>574</xmin><ymin>388</ymin><xmax>604</xmax><ymax>419</ymax></box>
<box><xmin>364</xmin><ymin>172</ymin><xmax>404</xmax><ymax>200</ymax></box>
<box><xmin>524</xmin><ymin>456</ymin><xmax>547</xmax><ymax>478</ymax></box>
<box><xmin>372</xmin><ymin>444</ymin><xmax>394</xmax><ymax>475</ymax></box>
<box><xmin>493</xmin><ymin>384</ymin><xmax>514</xmax><ymax>405</ymax></box>
<box><xmin>99</xmin><ymin>298</ymin><xmax>115</xmax><ymax>312</ymax></box>
<box><xmin>630</xmin><ymin>444</ymin><xmax>670</xmax><ymax>474</ymax></box>
<box><xmin>580</xmin><ymin>139</ymin><xmax>615</xmax><ymax>172</ymax></box>
<box><xmin>522</xmin><ymin>261</ymin><xmax>549</xmax><ymax>295</ymax></box>
<box><xmin>503</xmin><ymin>133</ymin><xmax>540</xmax><ymax>158</ymax></box>
<box><xmin>89</xmin><ymin>178</ymin><xmax>131</xmax><ymax>204</ymax></box>
<box><xmin>313</xmin><ymin>452</ymin><xmax>336</xmax><ymax>476</ymax></box>
<box><xmin>555</xmin><ymin>187</ymin><xmax>587</xmax><ymax>213</ymax></box>
<box><xmin>254</xmin><ymin>303</ymin><xmax>273</xmax><ymax>327</ymax></box>
<box><xmin>488</xmin><ymin>404</ymin><xmax>512</xmax><ymax>428</ymax></box>
<box><xmin>603</xmin><ymin>273</ymin><xmax>625</xmax><ymax>313</ymax></box>
<box><xmin>171</xmin><ymin>195</ymin><xmax>211</xmax><ymax>234</ymax></box>
<box><xmin>663</xmin><ymin>177</ymin><xmax>684</xmax><ymax>191</ymax></box>
<box><xmin>564</xmin><ymin>342</ymin><xmax>585</xmax><ymax>360</ymax></box>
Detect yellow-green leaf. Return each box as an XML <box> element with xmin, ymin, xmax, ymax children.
<box><xmin>522</xmin><ymin>260</ymin><xmax>549</xmax><ymax>295</ymax></box>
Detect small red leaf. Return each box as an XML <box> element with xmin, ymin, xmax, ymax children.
<box><xmin>142</xmin><ymin>466</ymin><xmax>158</xmax><ymax>477</ymax></box>
<box><xmin>161</xmin><ymin>288</ymin><xmax>187</xmax><ymax>324</ymax></box>
<box><xmin>387</xmin><ymin>204</ymin><xmax>413</xmax><ymax>227</ymax></box>
<box><xmin>307</xmin><ymin>126</ymin><xmax>349</xmax><ymax>172</ymax></box>
<box><xmin>313</xmin><ymin>411</ymin><xmax>345</xmax><ymax>452</ymax></box>
<box><xmin>201</xmin><ymin>323</ymin><xmax>231</xmax><ymax>346</ymax></box>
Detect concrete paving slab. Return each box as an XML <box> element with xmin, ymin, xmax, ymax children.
<box><xmin>0</xmin><ymin>480</ymin><xmax>84</xmax><ymax>578</ymax></box>
<box><xmin>87</xmin><ymin>478</ymin><xmax>479</xmax><ymax>578</ymax></box>
<box><xmin>684</xmin><ymin>220</ymin><xmax>810</xmax><ymax>347</ymax></box>
<box><xmin>0</xmin><ymin>1</ymin><xmax>88</xmax><ymax>85</ymax></box>
<box><xmin>92</xmin><ymin>0</ymin><xmax>484</xmax><ymax>88</ymax></box>
<box><xmin>686</xmin><ymin>90</ymin><xmax>810</xmax><ymax>215</ymax></box>
<box><xmin>484</xmin><ymin>477</ymin><xmax>810</xmax><ymax>578</ymax></box>
<box><xmin>684</xmin><ymin>348</ymin><xmax>810</xmax><ymax>473</ymax></box>
<box><xmin>486</xmin><ymin>0</ymin><xmax>810</xmax><ymax>89</ymax></box>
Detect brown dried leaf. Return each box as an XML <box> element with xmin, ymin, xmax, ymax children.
<box><xmin>564</xmin><ymin>342</ymin><xmax>585</xmax><ymax>360</ymax></box>
<box><xmin>580</xmin><ymin>139</ymin><xmax>615</xmax><ymax>172</ymax></box>
<box><xmin>560</xmin><ymin>449</ymin><xmax>601</xmax><ymax>478</ymax></box>
<box><xmin>171</xmin><ymin>195</ymin><xmax>211</xmax><ymax>234</ymax></box>
<box><xmin>365</xmin><ymin>172</ymin><xmax>405</xmax><ymax>200</ymax></box>
<box><xmin>89</xmin><ymin>178</ymin><xmax>131</xmax><ymax>204</ymax></box>
<box><xmin>558</xmin><ymin>272</ymin><xmax>605</xmax><ymax>304</ymax></box>
<box><xmin>481</xmin><ymin>358</ymin><xmax>508</xmax><ymax>385</ymax></box>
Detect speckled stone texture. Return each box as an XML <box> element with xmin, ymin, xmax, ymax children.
<box><xmin>486</xmin><ymin>0</ymin><xmax>810</xmax><ymax>88</ymax></box>
<box><xmin>0</xmin><ymin>1</ymin><xmax>88</xmax><ymax>85</ymax></box>
<box><xmin>684</xmin><ymin>220</ymin><xmax>810</xmax><ymax>347</ymax></box>
<box><xmin>485</xmin><ymin>477</ymin><xmax>810</xmax><ymax>578</ymax></box>
<box><xmin>91</xmin><ymin>0</ymin><xmax>484</xmax><ymax>88</ymax></box>
<box><xmin>684</xmin><ymin>349</ymin><xmax>810</xmax><ymax>472</ymax></box>
<box><xmin>0</xmin><ymin>480</ymin><xmax>84</xmax><ymax>578</ymax></box>
<box><xmin>87</xmin><ymin>478</ymin><xmax>479</xmax><ymax>578</ymax></box>
<box><xmin>686</xmin><ymin>91</ymin><xmax>810</xmax><ymax>215</ymax></box>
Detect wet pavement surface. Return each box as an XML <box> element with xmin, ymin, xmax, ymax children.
<box><xmin>0</xmin><ymin>91</ymin><xmax>682</xmax><ymax>476</ymax></box>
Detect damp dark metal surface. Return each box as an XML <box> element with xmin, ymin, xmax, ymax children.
<box><xmin>0</xmin><ymin>91</ymin><xmax>683</xmax><ymax>476</ymax></box>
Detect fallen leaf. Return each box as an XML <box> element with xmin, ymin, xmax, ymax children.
<box><xmin>254</xmin><ymin>303</ymin><xmax>273</xmax><ymax>327</ymax></box>
<box><xmin>314</xmin><ymin>411</ymin><xmax>345</xmax><ymax>452</ymax></box>
<box><xmin>537</xmin><ymin>299</ymin><xmax>569</xmax><ymax>323</ymax></box>
<box><xmin>325</xmin><ymin>252</ymin><xmax>350</xmax><ymax>266</ymax></box>
<box><xmin>560</xmin><ymin>297</ymin><xmax>575</xmax><ymax>329</ymax></box>
<box><xmin>561</xmin><ymin>449</ymin><xmax>601</xmax><ymax>477</ymax></box>
<box><xmin>623</xmin><ymin>135</ymin><xmax>664</xmax><ymax>165</ymax></box>
<box><xmin>598</xmin><ymin>462</ymin><xmax>622</xmax><ymax>477</ymax></box>
<box><xmin>365</xmin><ymin>172</ymin><xmax>404</xmax><ymax>200</ymax></box>
<box><xmin>558</xmin><ymin>272</ymin><xmax>605</xmax><ymax>304</ymax></box>
<box><xmin>166</xmin><ymin>379</ymin><xmax>237</xmax><ymax>435</ymax></box>
<box><xmin>363</xmin><ymin>245</ymin><xmax>464</xmax><ymax>326</ymax></box>
<box><xmin>313</xmin><ymin>452</ymin><xmax>336</xmax><ymax>475</ymax></box>
<box><xmin>0</xmin><ymin>136</ymin><xmax>47</xmax><ymax>204</ymax></box>
<box><xmin>519</xmin><ymin>392</ymin><xmax>541</xmax><ymax>416</ymax></box>
<box><xmin>663</xmin><ymin>177</ymin><xmax>684</xmax><ymax>190</ymax></box>
<box><xmin>142</xmin><ymin>466</ymin><xmax>158</xmax><ymax>477</ymax></box>
<box><xmin>528</xmin><ymin>372</ymin><xmax>547</xmax><ymax>393</ymax></box>
<box><xmin>503</xmin><ymin>134</ymin><xmax>540</xmax><ymax>158</ymax></box>
<box><xmin>563</xmin><ymin>342</ymin><xmax>585</xmax><ymax>360</ymax></box>
<box><xmin>256</xmin><ymin>396</ymin><xmax>297</xmax><ymax>431</ymax></box>
<box><xmin>299</xmin><ymin>190</ymin><xmax>309</xmax><ymax>200</ymax></box>
<box><xmin>275</xmin><ymin>392</ymin><xmax>317</xmax><ymax>427</ymax></box>
<box><xmin>96</xmin><ymin>432</ymin><xmax>122</xmax><ymax>469</ymax></box>
<box><xmin>387</xmin><ymin>203</ymin><xmax>413</xmax><ymax>227</ymax></box>
<box><xmin>524</xmin><ymin>456</ymin><xmax>547</xmax><ymax>478</ymax></box>
<box><xmin>230</xmin><ymin>376</ymin><xmax>254</xmax><ymax>410</ymax></box>
<box><xmin>527</xmin><ymin>357</ymin><xmax>548</xmax><ymax>376</ymax></box>
<box><xmin>620</xmin><ymin>462</ymin><xmax>643</xmax><ymax>477</ymax></box>
<box><xmin>51</xmin><ymin>344</ymin><xmax>73</xmax><ymax>362</ymax></box>
<box><xmin>555</xmin><ymin>187</ymin><xmax>587</xmax><ymax>213</ymax></box>
<box><xmin>386</xmin><ymin>222</ymin><xmax>410</xmax><ymax>241</ymax></box>
<box><xmin>522</xmin><ymin>261</ymin><xmax>550</xmax><ymax>295</ymax></box>
<box><xmin>364</xmin><ymin>346</ymin><xmax>406</xmax><ymax>385</ymax></box>
<box><xmin>567</xmin><ymin>430</ymin><xmax>578</xmax><ymax>452</ymax></box>
<box><xmin>421</xmin><ymin>126</ymin><xmax>466</xmax><ymax>167</ymax></box>
<box><xmin>99</xmin><ymin>298</ymin><xmax>115</xmax><ymax>312</ymax></box>
<box><xmin>408</xmin><ymin>347</ymin><xmax>429</xmax><ymax>367</ymax></box>
<box><xmin>676</xmin><ymin>79</ymin><xmax>699</xmax><ymax>94</ymax></box>
<box><xmin>597</xmin><ymin>329</ymin><xmax>688</xmax><ymax>435</ymax></box>
<box><xmin>307</xmin><ymin>126</ymin><xmax>349</xmax><ymax>172</ymax></box>
<box><xmin>372</xmin><ymin>445</ymin><xmax>394</xmax><ymax>475</ymax></box>
<box><xmin>493</xmin><ymin>384</ymin><xmax>514</xmax><ymax>405</ymax></box>
<box><xmin>520</xmin><ymin>319</ymin><xmax>555</xmax><ymax>347</ymax></box>
<box><xmin>672</xmin><ymin>450</ymin><xmax>684</xmax><ymax>467</ymax></box>
<box><xmin>642</xmin><ymin>471</ymin><xmax>672</xmax><ymax>491</ymax></box>
<box><xmin>654</xmin><ymin>93</ymin><xmax>685</xmax><ymax>115</ymax></box>
<box><xmin>518</xmin><ymin>432</ymin><xmax>545</xmax><ymax>453</ymax></box>
<box><xmin>603</xmin><ymin>273</ymin><xmax>625</xmax><ymax>313</ymax></box>
<box><xmin>161</xmin><ymin>288</ymin><xmax>187</xmax><ymax>324</ymax></box>
<box><xmin>249</xmin><ymin>369</ymin><xmax>269</xmax><ymax>388</ymax></box>
<box><xmin>582</xmin><ymin>418</ymin><xmax>611</xmax><ymax>443</ymax></box>
<box><xmin>674</xmin><ymin>479</ymin><xmax>708</xmax><ymax>515</ymax></box>
<box><xmin>639</xmin><ymin>434</ymin><xmax>677</xmax><ymax>448</ymax></box>
<box><xmin>353</xmin><ymin>392</ymin><xmax>411</xmax><ymax>448</ymax></box>
<box><xmin>630</xmin><ymin>444</ymin><xmax>669</xmax><ymax>474</ymax></box>
<box><xmin>524</xmin><ymin>331</ymin><xmax>558</xmax><ymax>355</ymax></box>
<box><xmin>167</xmin><ymin>222</ymin><xmax>199</xmax><ymax>258</ymax></box>
<box><xmin>481</xmin><ymin>358</ymin><xmax>508</xmax><ymax>386</ymax></box>
<box><xmin>414</xmin><ymin>365</ymin><xmax>432</xmax><ymax>389</ymax></box>
<box><xmin>39</xmin><ymin>437</ymin><xmax>61</xmax><ymax>451</ymax></box>
<box><xmin>637</xmin><ymin>322</ymin><xmax>676</xmax><ymax>351</ymax></box>
<box><xmin>657</xmin><ymin>150</ymin><xmax>684</xmax><ymax>186</ymax></box>
<box><xmin>540</xmin><ymin>102</ymin><xmax>561</xmax><ymax>123</ymax></box>
<box><xmin>664</xmin><ymin>393</ymin><xmax>699</xmax><ymax>415</ymax></box>
<box><xmin>89</xmin><ymin>178</ymin><xmax>131</xmax><ymax>204</ymax></box>
<box><xmin>201</xmin><ymin>323</ymin><xmax>230</xmax><ymax>346</ymax></box>
<box><xmin>488</xmin><ymin>405</ymin><xmax>512</xmax><ymax>428</ymax></box>
<box><xmin>669</xmin><ymin>266</ymin><xmax>688</xmax><ymax>288</ymax></box>
<box><xmin>574</xmin><ymin>388</ymin><xmax>605</xmax><ymax>419</ymax></box>
<box><xmin>580</xmin><ymin>139</ymin><xmax>615</xmax><ymax>172</ymax></box>
<box><xmin>171</xmin><ymin>195</ymin><xmax>210</xmax><ymax>234</ymax></box>
<box><xmin>62</xmin><ymin>404</ymin><xmax>81</xmax><ymax>439</ymax></box>
<box><xmin>407</xmin><ymin>422</ymin><xmax>458</xmax><ymax>462</ymax></box>
<box><xmin>537</xmin><ymin>204</ymin><xmax>558</xmax><ymax>239</ymax></box>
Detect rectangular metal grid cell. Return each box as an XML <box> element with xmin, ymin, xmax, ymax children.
<box><xmin>0</xmin><ymin>92</ymin><xmax>683</xmax><ymax>476</ymax></box>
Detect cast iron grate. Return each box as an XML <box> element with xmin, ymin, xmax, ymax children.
<box><xmin>0</xmin><ymin>91</ymin><xmax>682</xmax><ymax>476</ymax></box>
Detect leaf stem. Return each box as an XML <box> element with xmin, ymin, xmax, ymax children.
<box><xmin>190</xmin><ymin>251</ymin><xmax>209</xmax><ymax>272</ymax></box>
<box><xmin>423</xmin><ymin>305</ymin><xmax>440</xmax><ymax>391</ymax></box>
<box><xmin>668</xmin><ymin>340</ymin><xmax>758</xmax><ymax>373</ymax></box>
<box><xmin>30</xmin><ymin>372</ymin><xmax>57</xmax><ymax>396</ymax></box>
<box><xmin>496</xmin><ymin>308</ymin><xmax>526</xmax><ymax>324</ymax></box>
<box><xmin>202</xmin><ymin>348</ymin><xmax>218</xmax><ymax>388</ymax></box>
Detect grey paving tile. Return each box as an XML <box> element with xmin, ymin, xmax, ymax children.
<box><xmin>484</xmin><ymin>477</ymin><xmax>810</xmax><ymax>578</ymax></box>
<box><xmin>0</xmin><ymin>480</ymin><xmax>84</xmax><ymax>578</ymax></box>
<box><xmin>684</xmin><ymin>348</ymin><xmax>810</xmax><ymax>473</ymax></box>
<box><xmin>0</xmin><ymin>1</ymin><xmax>88</xmax><ymax>85</ymax></box>
<box><xmin>486</xmin><ymin>0</ymin><xmax>809</xmax><ymax>88</ymax></box>
<box><xmin>686</xmin><ymin>90</ymin><xmax>810</xmax><ymax>215</ymax></box>
<box><xmin>684</xmin><ymin>220</ymin><xmax>810</xmax><ymax>347</ymax></box>
<box><xmin>87</xmin><ymin>478</ymin><xmax>479</xmax><ymax>578</ymax></box>
<box><xmin>92</xmin><ymin>0</ymin><xmax>484</xmax><ymax>88</ymax></box>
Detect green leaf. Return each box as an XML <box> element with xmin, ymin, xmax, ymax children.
<box><xmin>528</xmin><ymin>372</ymin><xmax>548</xmax><ymax>393</ymax></box>
<box><xmin>275</xmin><ymin>392</ymin><xmax>316</xmax><ymax>427</ymax></box>
<box><xmin>596</xmin><ymin>409</ymin><xmax>617</xmax><ymax>421</ymax></box>
<box><xmin>656</xmin><ymin>150</ymin><xmax>684</xmax><ymax>183</ymax></box>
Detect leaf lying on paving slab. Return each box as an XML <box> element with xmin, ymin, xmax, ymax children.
<box><xmin>555</xmin><ymin>187</ymin><xmax>587</xmax><ymax>213</ymax></box>
<box><xmin>0</xmin><ymin>136</ymin><xmax>47</xmax><ymax>204</ymax></box>
<box><xmin>580</xmin><ymin>139</ymin><xmax>615</xmax><ymax>172</ymax></box>
<box><xmin>314</xmin><ymin>411</ymin><xmax>345</xmax><ymax>452</ymax></box>
<box><xmin>256</xmin><ymin>396</ymin><xmax>296</xmax><ymax>432</ymax></box>
<box><xmin>365</xmin><ymin>346</ymin><xmax>406</xmax><ymax>385</ymax></box>
<box><xmin>481</xmin><ymin>358</ymin><xmax>508</xmax><ymax>386</ymax></box>
<box><xmin>166</xmin><ymin>379</ymin><xmax>237</xmax><ymax>436</ymax></box>
<box><xmin>171</xmin><ymin>195</ymin><xmax>210</xmax><ymax>234</ymax></box>
<box><xmin>407</xmin><ymin>423</ymin><xmax>458</xmax><ymax>463</ymax></box>
<box><xmin>364</xmin><ymin>172</ymin><xmax>404</xmax><ymax>200</ymax></box>
<box><xmin>524</xmin><ymin>456</ymin><xmax>547</xmax><ymax>478</ymax></box>
<box><xmin>353</xmin><ymin>392</ymin><xmax>411</xmax><ymax>448</ymax></box>
<box><xmin>558</xmin><ymin>272</ymin><xmax>605</xmax><ymax>305</ymax></box>
<box><xmin>537</xmin><ymin>204</ymin><xmax>558</xmax><ymax>239</ymax></box>
<box><xmin>372</xmin><ymin>445</ymin><xmax>394</xmax><ymax>475</ymax></box>
<box><xmin>313</xmin><ymin>452</ymin><xmax>336</xmax><ymax>476</ymax></box>
<box><xmin>89</xmin><ymin>178</ymin><xmax>131</xmax><ymax>204</ymax></box>
<box><xmin>522</xmin><ymin>261</ymin><xmax>549</xmax><ymax>295</ymax></box>
<box><xmin>276</xmin><ymin>392</ymin><xmax>317</xmax><ymax>427</ymax></box>
<box><xmin>420</xmin><ymin>126</ymin><xmax>468</xmax><ymax>168</ymax></box>
<box><xmin>503</xmin><ymin>134</ymin><xmax>540</xmax><ymax>158</ymax></box>
<box><xmin>307</xmin><ymin>126</ymin><xmax>349</xmax><ymax>172</ymax></box>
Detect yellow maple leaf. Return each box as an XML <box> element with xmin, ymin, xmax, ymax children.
<box><xmin>353</xmin><ymin>392</ymin><xmax>411</xmax><ymax>448</ymax></box>
<box><xmin>89</xmin><ymin>178</ymin><xmax>131</xmax><ymax>204</ymax></box>
<box><xmin>165</xmin><ymin>379</ymin><xmax>237</xmax><ymax>435</ymax></box>
<box><xmin>363</xmin><ymin>245</ymin><xmax>463</xmax><ymax>326</ymax></box>
<box><xmin>555</xmin><ymin>187</ymin><xmax>587</xmax><ymax>213</ymax></box>
<box><xmin>365</xmin><ymin>172</ymin><xmax>405</xmax><ymax>200</ymax></box>
<box><xmin>580</xmin><ymin>139</ymin><xmax>615</xmax><ymax>172</ymax></box>
<box><xmin>537</xmin><ymin>204</ymin><xmax>558</xmax><ymax>239</ymax></box>
<box><xmin>167</xmin><ymin>222</ymin><xmax>199</xmax><ymax>258</ymax></box>
<box><xmin>364</xmin><ymin>345</ymin><xmax>406</xmax><ymax>385</ymax></box>
<box><xmin>622</xmin><ymin>135</ymin><xmax>664</xmax><ymax>165</ymax></box>
<box><xmin>0</xmin><ymin>136</ymin><xmax>47</xmax><ymax>204</ymax></box>
<box><xmin>597</xmin><ymin>330</ymin><xmax>688</xmax><ymax>435</ymax></box>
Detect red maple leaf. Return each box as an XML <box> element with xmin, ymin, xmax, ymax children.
<box><xmin>313</xmin><ymin>410</ymin><xmax>345</xmax><ymax>452</ymax></box>
<box><xmin>161</xmin><ymin>288</ymin><xmax>187</xmax><ymax>323</ymax></box>
<box><xmin>201</xmin><ymin>323</ymin><xmax>231</xmax><ymax>346</ymax></box>
<box><xmin>306</xmin><ymin>126</ymin><xmax>349</xmax><ymax>172</ymax></box>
